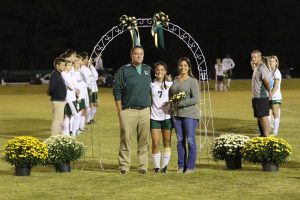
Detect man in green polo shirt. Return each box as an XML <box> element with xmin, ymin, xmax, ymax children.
<box><xmin>113</xmin><ymin>46</ymin><xmax>152</xmax><ymax>174</ymax></box>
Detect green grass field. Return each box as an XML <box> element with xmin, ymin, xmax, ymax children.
<box><xmin>0</xmin><ymin>79</ymin><xmax>299</xmax><ymax>200</ymax></box>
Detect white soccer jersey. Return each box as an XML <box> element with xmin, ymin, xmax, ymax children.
<box><xmin>215</xmin><ymin>64</ymin><xmax>225</xmax><ymax>76</ymax></box>
<box><xmin>270</xmin><ymin>69</ymin><xmax>282</xmax><ymax>101</ymax></box>
<box><xmin>61</xmin><ymin>71</ymin><xmax>76</xmax><ymax>102</ymax></box>
<box><xmin>72</xmin><ymin>70</ymin><xmax>88</xmax><ymax>100</ymax></box>
<box><xmin>80</xmin><ymin>65</ymin><xmax>98</xmax><ymax>92</ymax></box>
<box><xmin>89</xmin><ymin>64</ymin><xmax>99</xmax><ymax>92</ymax></box>
<box><xmin>150</xmin><ymin>81</ymin><xmax>173</xmax><ymax>120</ymax></box>
<box><xmin>222</xmin><ymin>58</ymin><xmax>235</xmax><ymax>71</ymax></box>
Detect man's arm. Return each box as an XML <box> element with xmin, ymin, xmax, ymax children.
<box><xmin>263</xmin><ymin>78</ymin><xmax>270</xmax><ymax>94</ymax></box>
<box><xmin>113</xmin><ymin>69</ymin><xmax>124</xmax><ymax>115</ymax></box>
<box><xmin>115</xmin><ymin>100</ymin><xmax>122</xmax><ymax>114</ymax></box>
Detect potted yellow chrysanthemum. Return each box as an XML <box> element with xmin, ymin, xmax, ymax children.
<box><xmin>4</xmin><ymin>136</ymin><xmax>48</xmax><ymax>176</ymax></box>
<box><xmin>242</xmin><ymin>137</ymin><xmax>292</xmax><ymax>171</ymax></box>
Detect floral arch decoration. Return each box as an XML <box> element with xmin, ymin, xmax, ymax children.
<box><xmin>88</xmin><ymin>16</ymin><xmax>215</xmax><ymax>167</ymax></box>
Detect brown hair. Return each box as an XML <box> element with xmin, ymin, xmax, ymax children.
<box><xmin>130</xmin><ymin>46</ymin><xmax>144</xmax><ymax>56</ymax></box>
<box><xmin>268</xmin><ymin>55</ymin><xmax>279</xmax><ymax>69</ymax></box>
<box><xmin>53</xmin><ymin>57</ymin><xmax>65</xmax><ymax>68</ymax></box>
<box><xmin>178</xmin><ymin>57</ymin><xmax>195</xmax><ymax>78</ymax></box>
<box><xmin>153</xmin><ymin>61</ymin><xmax>168</xmax><ymax>89</ymax></box>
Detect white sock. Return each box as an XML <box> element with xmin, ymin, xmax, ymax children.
<box><xmin>72</xmin><ymin>112</ymin><xmax>81</xmax><ymax>135</ymax></box>
<box><xmin>91</xmin><ymin>107</ymin><xmax>97</xmax><ymax>119</ymax></box>
<box><xmin>152</xmin><ymin>152</ymin><xmax>161</xmax><ymax>169</ymax></box>
<box><xmin>227</xmin><ymin>79</ymin><xmax>231</xmax><ymax>87</ymax></box>
<box><xmin>69</xmin><ymin>116</ymin><xmax>74</xmax><ymax>133</ymax></box>
<box><xmin>273</xmin><ymin>118</ymin><xmax>280</xmax><ymax>134</ymax></box>
<box><xmin>86</xmin><ymin>107</ymin><xmax>91</xmax><ymax>122</ymax></box>
<box><xmin>63</xmin><ymin>116</ymin><xmax>70</xmax><ymax>135</ymax></box>
<box><xmin>80</xmin><ymin>116</ymin><xmax>86</xmax><ymax>130</ymax></box>
<box><xmin>162</xmin><ymin>147</ymin><xmax>171</xmax><ymax>168</ymax></box>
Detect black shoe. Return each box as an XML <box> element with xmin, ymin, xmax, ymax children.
<box><xmin>86</xmin><ymin>121</ymin><xmax>92</xmax><ymax>125</ymax></box>
<box><xmin>139</xmin><ymin>169</ymin><xmax>147</xmax><ymax>174</ymax></box>
<box><xmin>161</xmin><ymin>166</ymin><xmax>168</xmax><ymax>173</ymax></box>
<box><xmin>153</xmin><ymin>168</ymin><xmax>160</xmax><ymax>173</ymax></box>
<box><xmin>90</xmin><ymin>119</ymin><xmax>96</xmax><ymax>124</ymax></box>
<box><xmin>120</xmin><ymin>170</ymin><xmax>128</xmax><ymax>175</ymax></box>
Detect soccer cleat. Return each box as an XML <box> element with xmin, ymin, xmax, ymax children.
<box><xmin>120</xmin><ymin>170</ymin><xmax>128</xmax><ymax>175</ymax></box>
<box><xmin>185</xmin><ymin>169</ymin><xmax>194</xmax><ymax>174</ymax></box>
<box><xmin>86</xmin><ymin>121</ymin><xmax>92</xmax><ymax>125</ymax></box>
<box><xmin>161</xmin><ymin>166</ymin><xmax>168</xmax><ymax>173</ymax></box>
<box><xmin>90</xmin><ymin>119</ymin><xmax>96</xmax><ymax>124</ymax></box>
<box><xmin>138</xmin><ymin>169</ymin><xmax>147</xmax><ymax>174</ymax></box>
<box><xmin>177</xmin><ymin>168</ymin><xmax>184</xmax><ymax>174</ymax></box>
<box><xmin>272</xmin><ymin>131</ymin><xmax>278</xmax><ymax>136</ymax></box>
<box><xmin>153</xmin><ymin>168</ymin><xmax>160</xmax><ymax>173</ymax></box>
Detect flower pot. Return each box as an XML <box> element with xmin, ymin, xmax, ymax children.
<box><xmin>15</xmin><ymin>166</ymin><xmax>31</xmax><ymax>176</ymax></box>
<box><xmin>225</xmin><ymin>156</ymin><xmax>242</xmax><ymax>170</ymax></box>
<box><xmin>55</xmin><ymin>162</ymin><xmax>71</xmax><ymax>173</ymax></box>
<box><xmin>262</xmin><ymin>162</ymin><xmax>279</xmax><ymax>172</ymax></box>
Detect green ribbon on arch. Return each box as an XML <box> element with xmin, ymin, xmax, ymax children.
<box><xmin>151</xmin><ymin>23</ymin><xmax>165</xmax><ymax>49</ymax></box>
<box><xmin>130</xmin><ymin>27</ymin><xmax>141</xmax><ymax>47</ymax></box>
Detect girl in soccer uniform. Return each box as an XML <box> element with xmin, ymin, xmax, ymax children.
<box><xmin>150</xmin><ymin>62</ymin><xmax>173</xmax><ymax>173</ymax></box>
<box><xmin>80</xmin><ymin>53</ymin><xmax>98</xmax><ymax>124</ymax></box>
<box><xmin>268</xmin><ymin>55</ymin><xmax>282</xmax><ymax>136</ymax></box>
<box><xmin>61</xmin><ymin>60</ymin><xmax>80</xmax><ymax>136</ymax></box>
<box><xmin>72</xmin><ymin>56</ymin><xmax>88</xmax><ymax>134</ymax></box>
<box><xmin>215</xmin><ymin>58</ymin><xmax>225</xmax><ymax>91</ymax></box>
<box><xmin>88</xmin><ymin>59</ymin><xmax>99</xmax><ymax>123</ymax></box>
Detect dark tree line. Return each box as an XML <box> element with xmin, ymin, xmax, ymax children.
<box><xmin>0</xmin><ymin>0</ymin><xmax>299</xmax><ymax>78</ymax></box>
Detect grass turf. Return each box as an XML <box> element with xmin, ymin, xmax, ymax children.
<box><xmin>0</xmin><ymin>79</ymin><xmax>299</xmax><ymax>200</ymax></box>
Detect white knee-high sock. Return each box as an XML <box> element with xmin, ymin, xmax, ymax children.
<box><xmin>273</xmin><ymin>118</ymin><xmax>280</xmax><ymax>134</ymax></box>
<box><xmin>162</xmin><ymin>147</ymin><xmax>171</xmax><ymax>168</ymax></box>
<box><xmin>152</xmin><ymin>152</ymin><xmax>161</xmax><ymax>169</ymax></box>
<box><xmin>91</xmin><ymin>107</ymin><xmax>97</xmax><ymax>119</ymax></box>
<box><xmin>63</xmin><ymin>116</ymin><xmax>70</xmax><ymax>135</ymax></box>
<box><xmin>72</xmin><ymin>112</ymin><xmax>81</xmax><ymax>135</ymax></box>
<box><xmin>69</xmin><ymin>116</ymin><xmax>74</xmax><ymax>133</ymax></box>
<box><xmin>86</xmin><ymin>107</ymin><xmax>91</xmax><ymax>122</ymax></box>
<box><xmin>80</xmin><ymin>116</ymin><xmax>86</xmax><ymax>129</ymax></box>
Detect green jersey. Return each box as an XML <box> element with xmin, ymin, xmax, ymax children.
<box><xmin>113</xmin><ymin>63</ymin><xmax>152</xmax><ymax>109</ymax></box>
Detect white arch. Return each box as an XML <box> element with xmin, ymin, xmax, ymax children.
<box><xmin>90</xmin><ymin>18</ymin><xmax>214</xmax><ymax>153</ymax></box>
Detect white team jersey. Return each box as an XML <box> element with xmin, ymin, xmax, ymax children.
<box><xmin>89</xmin><ymin>65</ymin><xmax>99</xmax><ymax>92</ymax></box>
<box><xmin>72</xmin><ymin>70</ymin><xmax>88</xmax><ymax>100</ymax></box>
<box><xmin>61</xmin><ymin>71</ymin><xmax>76</xmax><ymax>102</ymax></box>
<box><xmin>80</xmin><ymin>65</ymin><xmax>98</xmax><ymax>92</ymax></box>
<box><xmin>150</xmin><ymin>81</ymin><xmax>173</xmax><ymax>120</ymax></box>
<box><xmin>222</xmin><ymin>58</ymin><xmax>235</xmax><ymax>71</ymax></box>
<box><xmin>270</xmin><ymin>69</ymin><xmax>282</xmax><ymax>101</ymax></box>
<box><xmin>215</xmin><ymin>64</ymin><xmax>225</xmax><ymax>76</ymax></box>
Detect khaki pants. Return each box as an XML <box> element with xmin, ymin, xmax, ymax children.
<box><xmin>119</xmin><ymin>107</ymin><xmax>150</xmax><ymax>171</ymax></box>
<box><xmin>51</xmin><ymin>101</ymin><xmax>66</xmax><ymax>136</ymax></box>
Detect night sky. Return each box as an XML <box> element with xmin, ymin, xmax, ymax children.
<box><xmin>1</xmin><ymin>0</ymin><xmax>300</xmax><ymax>78</ymax></box>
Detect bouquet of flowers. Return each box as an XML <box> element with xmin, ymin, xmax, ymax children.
<box><xmin>44</xmin><ymin>135</ymin><xmax>86</xmax><ymax>166</ymax></box>
<box><xmin>4</xmin><ymin>136</ymin><xmax>48</xmax><ymax>168</ymax></box>
<box><xmin>211</xmin><ymin>134</ymin><xmax>250</xmax><ymax>161</ymax></box>
<box><xmin>170</xmin><ymin>91</ymin><xmax>187</xmax><ymax>103</ymax></box>
<box><xmin>242</xmin><ymin>137</ymin><xmax>292</xmax><ymax>164</ymax></box>
<box><xmin>169</xmin><ymin>91</ymin><xmax>187</xmax><ymax>111</ymax></box>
